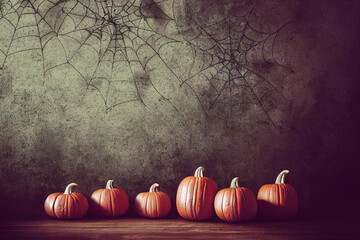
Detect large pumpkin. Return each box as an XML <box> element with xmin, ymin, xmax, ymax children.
<box><xmin>90</xmin><ymin>180</ymin><xmax>129</xmax><ymax>218</ymax></box>
<box><xmin>134</xmin><ymin>183</ymin><xmax>172</xmax><ymax>218</ymax></box>
<box><xmin>214</xmin><ymin>177</ymin><xmax>257</xmax><ymax>222</ymax></box>
<box><xmin>257</xmin><ymin>170</ymin><xmax>298</xmax><ymax>220</ymax></box>
<box><xmin>176</xmin><ymin>166</ymin><xmax>218</xmax><ymax>220</ymax></box>
<box><xmin>44</xmin><ymin>183</ymin><xmax>89</xmax><ymax>219</ymax></box>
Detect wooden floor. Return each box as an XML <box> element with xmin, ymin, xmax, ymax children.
<box><xmin>0</xmin><ymin>217</ymin><xmax>358</xmax><ymax>240</ymax></box>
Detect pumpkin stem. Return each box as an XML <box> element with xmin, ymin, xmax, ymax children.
<box><xmin>275</xmin><ymin>170</ymin><xmax>290</xmax><ymax>184</ymax></box>
<box><xmin>194</xmin><ymin>166</ymin><xmax>204</xmax><ymax>177</ymax></box>
<box><xmin>64</xmin><ymin>183</ymin><xmax>78</xmax><ymax>194</ymax></box>
<box><xmin>230</xmin><ymin>177</ymin><xmax>239</xmax><ymax>188</ymax></box>
<box><xmin>106</xmin><ymin>180</ymin><xmax>114</xmax><ymax>189</ymax></box>
<box><xmin>149</xmin><ymin>183</ymin><xmax>159</xmax><ymax>192</ymax></box>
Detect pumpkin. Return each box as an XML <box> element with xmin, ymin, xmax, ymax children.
<box><xmin>257</xmin><ymin>170</ymin><xmax>298</xmax><ymax>220</ymax></box>
<box><xmin>44</xmin><ymin>183</ymin><xmax>88</xmax><ymax>219</ymax></box>
<box><xmin>134</xmin><ymin>183</ymin><xmax>172</xmax><ymax>218</ymax></box>
<box><xmin>176</xmin><ymin>166</ymin><xmax>218</xmax><ymax>220</ymax></box>
<box><xmin>90</xmin><ymin>180</ymin><xmax>129</xmax><ymax>218</ymax></box>
<box><xmin>214</xmin><ymin>177</ymin><xmax>257</xmax><ymax>222</ymax></box>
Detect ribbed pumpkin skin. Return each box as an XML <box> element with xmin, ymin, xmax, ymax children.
<box><xmin>214</xmin><ymin>187</ymin><xmax>257</xmax><ymax>222</ymax></box>
<box><xmin>257</xmin><ymin>184</ymin><xmax>298</xmax><ymax>220</ymax></box>
<box><xmin>90</xmin><ymin>188</ymin><xmax>129</xmax><ymax>218</ymax></box>
<box><xmin>176</xmin><ymin>176</ymin><xmax>218</xmax><ymax>220</ymax></box>
<box><xmin>134</xmin><ymin>192</ymin><xmax>171</xmax><ymax>218</ymax></box>
<box><xmin>44</xmin><ymin>193</ymin><xmax>62</xmax><ymax>218</ymax></box>
<box><xmin>44</xmin><ymin>193</ymin><xmax>89</xmax><ymax>219</ymax></box>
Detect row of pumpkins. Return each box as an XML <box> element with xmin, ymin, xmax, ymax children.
<box><xmin>45</xmin><ymin>167</ymin><xmax>298</xmax><ymax>222</ymax></box>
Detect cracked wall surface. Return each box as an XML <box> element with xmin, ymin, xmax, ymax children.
<box><xmin>0</xmin><ymin>0</ymin><xmax>359</xmax><ymax>218</ymax></box>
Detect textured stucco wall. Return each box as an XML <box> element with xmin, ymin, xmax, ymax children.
<box><xmin>0</xmin><ymin>0</ymin><xmax>359</xmax><ymax>219</ymax></box>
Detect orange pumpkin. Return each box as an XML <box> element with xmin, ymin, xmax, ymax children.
<box><xmin>214</xmin><ymin>177</ymin><xmax>257</xmax><ymax>222</ymax></box>
<box><xmin>257</xmin><ymin>170</ymin><xmax>298</xmax><ymax>220</ymax></box>
<box><xmin>176</xmin><ymin>166</ymin><xmax>218</xmax><ymax>220</ymax></box>
<box><xmin>90</xmin><ymin>180</ymin><xmax>129</xmax><ymax>218</ymax></box>
<box><xmin>44</xmin><ymin>183</ymin><xmax>88</xmax><ymax>219</ymax></box>
<box><xmin>134</xmin><ymin>183</ymin><xmax>171</xmax><ymax>218</ymax></box>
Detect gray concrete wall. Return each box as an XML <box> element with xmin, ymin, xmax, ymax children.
<box><xmin>0</xmin><ymin>0</ymin><xmax>359</xmax><ymax>219</ymax></box>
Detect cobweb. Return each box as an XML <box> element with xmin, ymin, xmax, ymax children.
<box><xmin>172</xmin><ymin>0</ymin><xmax>293</xmax><ymax>126</ymax></box>
<box><xmin>0</xmin><ymin>0</ymin><xmax>292</xmax><ymax>127</ymax></box>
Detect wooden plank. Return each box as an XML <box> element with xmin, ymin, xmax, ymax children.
<box><xmin>0</xmin><ymin>218</ymin><xmax>358</xmax><ymax>239</ymax></box>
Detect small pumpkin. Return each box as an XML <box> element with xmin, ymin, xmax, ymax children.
<box><xmin>214</xmin><ymin>177</ymin><xmax>257</xmax><ymax>222</ymax></box>
<box><xmin>90</xmin><ymin>180</ymin><xmax>129</xmax><ymax>218</ymax></box>
<box><xmin>134</xmin><ymin>183</ymin><xmax>172</xmax><ymax>218</ymax></box>
<box><xmin>44</xmin><ymin>183</ymin><xmax>88</xmax><ymax>219</ymax></box>
<box><xmin>257</xmin><ymin>170</ymin><xmax>298</xmax><ymax>220</ymax></box>
<box><xmin>176</xmin><ymin>166</ymin><xmax>218</xmax><ymax>220</ymax></box>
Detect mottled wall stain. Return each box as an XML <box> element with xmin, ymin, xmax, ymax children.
<box><xmin>0</xmin><ymin>0</ymin><xmax>359</xmax><ymax>219</ymax></box>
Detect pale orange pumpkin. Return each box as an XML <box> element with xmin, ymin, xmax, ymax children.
<box><xmin>44</xmin><ymin>183</ymin><xmax>88</xmax><ymax>219</ymax></box>
<box><xmin>134</xmin><ymin>183</ymin><xmax>171</xmax><ymax>218</ymax></box>
<box><xmin>214</xmin><ymin>177</ymin><xmax>257</xmax><ymax>222</ymax></box>
<box><xmin>90</xmin><ymin>180</ymin><xmax>129</xmax><ymax>218</ymax></box>
<box><xmin>176</xmin><ymin>166</ymin><xmax>218</xmax><ymax>220</ymax></box>
<box><xmin>257</xmin><ymin>170</ymin><xmax>298</xmax><ymax>220</ymax></box>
